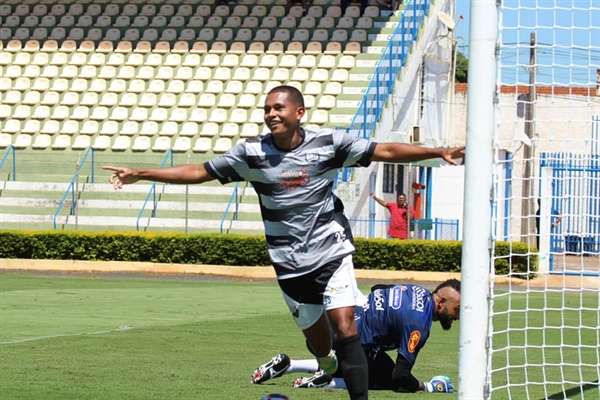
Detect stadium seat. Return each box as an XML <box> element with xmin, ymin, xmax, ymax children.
<box><xmin>180</xmin><ymin>122</ymin><xmax>199</xmax><ymax>137</ymax></box>
<box><xmin>138</xmin><ymin>121</ymin><xmax>157</xmax><ymax>136</ymax></box>
<box><xmin>209</xmin><ymin>41</ymin><xmax>227</xmax><ymax>54</ymax></box>
<box><xmin>51</xmin><ymin>134</ymin><xmax>70</xmax><ymax>150</ymax></box>
<box><xmin>331</xmin><ymin>69</ymin><xmax>349</xmax><ymax>82</ymax></box>
<box><xmin>213</xmin><ymin>138</ymin><xmax>232</xmax><ymax>153</ymax></box>
<box><xmin>110</xmin><ymin>135</ymin><xmax>130</xmax><ymax>151</ymax></box>
<box><xmin>209</xmin><ymin>108</ymin><xmax>228</xmax><ymax>123</ymax></box>
<box><xmin>249</xmin><ymin>108</ymin><xmax>264</xmax><ymax>124</ymax></box>
<box><xmin>71</xmin><ymin>134</ymin><xmax>91</xmax><ymax>150</ymax></box>
<box><xmin>267</xmin><ymin>4</ymin><xmax>284</xmax><ymax>17</ymax></box>
<box><xmin>92</xmin><ymin>135</ymin><xmax>110</xmax><ymax>150</ymax></box>
<box><xmin>110</xmin><ymin>107</ymin><xmax>128</xmax><ymax>121</ymax></box>
<box><xmin>272</xmin><ymin>68</ymin><xmax>290</xmax><ymax>81</ymax></box>
<box><xmin>173</xmin><ymin>137</ymin><xmax>191</xmax><ymax>152</ymax></box>
<box><xmin>131</xmin><ymin>136</ymin><xmax>151</xmax><ymax>152</ymax></box>
<box><xmin>244</xmin><ymin>81</ymin><xmax>263</xmax><ymax>94</ymax></box>
<box><xmin>161</xmin><ymin>121</ymin><xmax>179</xmax><ymax>136</ymax></box>
<box><xmin>305</xmin><ymin>81</ymin><xmax>323</xmax><ymax>95</ymax></box>
<box><xmin>229</xmin><ymin>109</ymin><xmax>248</xmax><ymax>123</ymax></box>
<box><xmin>31</xmin><ymin>133</ymin><xmax>51</xmax><ymax>149</ymax></box>
<box><xmin>188</xmin><ymin>16</ymin><xmax>204</xmax><ymax>28</ymax></box>
<box><xmin>190</xmin><ymin>108</ymin><xmax>208</xmax><ymax>122</ymax></box>
<box><xmin>152</xmin><ymin>137</ymin><xmax>171</xmax><ymax>152</ymax></box>
<box><xmin>99</xmin><ymin>120</ymin><xmax>118</xmax><ymax>136</ymax></box>
<box><xmin>356</xmin><ymin>16</ymin><xmax>374</xmax><ymax>29</ymax></box>
<box><xmin>219</xmin><ymin>121</ymin><xmax>239</xmax><ymax>138</ymax></box>
<box><xmin>32</xmin><ymin>105</ymin><xmax>50</xmax><ymax>120</ymax></box>
<box><xmin>150</xmin><ymin>108</ymin><xmax>169</xmax><ymax>122</ymax></box>
<box><xmin>199</xmin><ymin>122</ymin><xmax>219</xmax><ymax>137</ymax></box>
<box><xmin>240</xmin><ymin>123</ymin><xmax>259</xmax><ymax>138</ymax></box>
<box><xmin>167</xmin><ymin>108</ymin><xmax>187</xmax><ymax>123</ymax></box>
<box><xmin>225</xmin><ymin>80</ymin><xmax>244</xmax><ymax>94</ymax></box>
<box><xmin>0</xmin><ymin>133</ymin><xmax>12</xmax><ymax>148</ymax></box>
<box><xmin>60</xmin><ymin>120</ymin><xmax>79</xmax><ymax>135</ymax></box>
<box><xmin>344</xmin><ymin>42</ymin><xmax>361</xmax><ymax>54</ymax></box>
<box><xmin>193</xmin><ymin>137</ymin><xmax>212</xmax><ymax>153</ymax></box>
<box><xmin>13</xmin><ymin>134</ymin><xmax>33</xmax><ymax>149</ymax></box>
<box><xmin>286</xmin><ymin>42</ymin><xmax>303</xmax><ymax>54</ymax></box>
<box><xmin>116</xmin><ymin>120</ymin><xmax>136</xmax><ymax>136</ymax></box>
<box><xmin>135</xmin><ymin>41</ymin><xmax>152</xmax><ymax>53</ymax></box>
<box><xmin>2</xmin><ymin>120</ymin><xmax>21</xmax><ymax>134</ymax></box>
<box><xmin>141</xmin><ymin>5</ymin><xmax>156</xmax><ymax>16</ymax></box>
<box><xmin>177</xmin><ymin>5</ymin><xmax>193</xmax><ymax>17</ymax></box>
<box><xmin>71</xmin><ymin>106</ymin><xmax>89</xmax><ymax>120</ymax></box>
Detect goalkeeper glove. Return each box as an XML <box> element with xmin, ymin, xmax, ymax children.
<box><xmin>423</xmin><ymin>375</ymin><xmax>454</xmax><ymax>393</ymax></box>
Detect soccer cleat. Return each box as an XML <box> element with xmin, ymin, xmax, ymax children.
<box><xmin>251</xmin><ymin>354</ymin><xmax>291</xmax><ymax>384</ymax></box>
<box><xmin>293</xmin><ymin>370</ymin><xmax>333</xmax><ymax>388</ymax></box>
<box><xmin>316</xmin><ymin>350</ymin><xmax>338</xmax><ymax>375</ymax></box>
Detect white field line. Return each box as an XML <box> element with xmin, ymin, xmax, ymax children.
<box><xmin>0</xmin><ymin>325</ymin><xmax>133</xmax><ymax>345</ymax></box>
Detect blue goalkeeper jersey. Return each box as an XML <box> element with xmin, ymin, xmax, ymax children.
<box><xmin>355</xmin><ymin>284</ymin><xmax>434</xmax><ymax>366</ymax></box>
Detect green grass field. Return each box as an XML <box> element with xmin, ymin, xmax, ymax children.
<box><xmin>0</xmin><ymin>273</ymin><xmax>598</xmax><ymax>400</ymax></box>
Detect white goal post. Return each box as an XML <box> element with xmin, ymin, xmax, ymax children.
<box><xmin>459</xmin><ymin>0</ymin><xmax>600</xmax><ymax>399</ymax></box>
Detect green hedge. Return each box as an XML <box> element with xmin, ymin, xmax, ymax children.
<box><xmin>0</xmin><ymin>231</ymin><xmax>536</xmax><ymax>277</ymax></box>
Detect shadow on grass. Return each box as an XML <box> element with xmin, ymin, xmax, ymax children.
<box><xmin>543</xmin><ymin>380</ymin><xmax>599</xmax><ymax>400</ymax></box>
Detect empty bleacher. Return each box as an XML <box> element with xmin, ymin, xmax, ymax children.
<box><xmin>0</xmin><ymin>0</ymin><xmax>414</xmax><ymax>232</ymax></box>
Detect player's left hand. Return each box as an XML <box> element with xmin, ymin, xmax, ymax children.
<box><xmin>440</xmin><ymin>147</ymin><xmax>465</xmax><ymax>166</ymax></box>
<box><xmin>423</xmin><ymin>375</ymin><xmax>454</xmax><ymax>393</ymax></box>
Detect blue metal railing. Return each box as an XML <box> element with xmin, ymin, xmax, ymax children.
<box><xmin>53</xmin><ymin>147</ymin><xmax>95</xmax><ymax>229</ymax></box>
<box><xmin>338</xmin><ymin>0</ymin><xmax>431</xmax><ymax>184</ymax></box>
<box><xmin>350</xmin><ymin>217</ymin><xmax>459</xmax><ymax>240</ymax></box>
<box><xmin>136</xmin><ymin>150</ymin><xmax>174</xmax><ymax>231</ymax></box>
<box><xmin>540</xmin><ymin>148</ymin><xmax>600</xmax><ymax>274</ymax></box>
<box><xmin>220</xmin><ymin>183</ymin><xmax>240</xmax><ymax>234</ymax></box>
<box><xmin>0</xmin><ymin>145</ymin><xmax>16</xmax><ymax>181</ymax></box>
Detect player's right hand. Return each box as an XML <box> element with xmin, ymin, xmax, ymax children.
<box><xmin>103</xmin><ymin>166</ymin><xmax>141</xmax><ymax>189</ymax></box>
<box><xmin>423</xmin><ymin>375</ymin><xmax>454</xmax><ymax>393</ymax></box>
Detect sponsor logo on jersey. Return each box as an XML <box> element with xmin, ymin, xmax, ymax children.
<box><xmin>390</xmin><ymin>286</ymin><xmax>403</xmax><ymax>309</ymax></box>
<box><xmin>373</xmin><ymin>289</ymin><xmax>385</xmax><ymax>311</ymax></box>
<box><xmin>411</xmin><ymin>286</ymin><xmax>426</xmax><ymax>312</ymax></box>
<box><xmin>408</xmin><ymin>330</ymin><xmax>420</xmax><ymax>353</ymax></box>
<box><xmin>306</xmin><ymin>152</ymin><xmax>320</xmax><ymax>165</ymax></box>
<box><xmin>277</xmin><ymin>168</ymin><xmax>310</xmax><ymax>191</ymax></box>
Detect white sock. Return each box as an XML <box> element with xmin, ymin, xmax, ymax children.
<box><xmin>287</xmin><ymin>359</ymin><xmax>319</xmax><ymax>374</ymax></box>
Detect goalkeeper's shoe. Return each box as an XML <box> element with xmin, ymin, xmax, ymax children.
<box><xmin>251</xmin><ymin>354</ymin><xmax>291</xmax><ymax>384</ymax></box>
<box><xmin>293</xmin><ymin>370</ymin><xmax>333</xmax><ymax>388</ymax></box>
<box><xmin>316</xmin><ymin>350</ymin><xmax>338</xmax><ymax>375</ymax></box>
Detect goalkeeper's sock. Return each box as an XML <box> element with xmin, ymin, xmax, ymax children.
<box><xmin>287</xmin><ymin>359</ymin><xmax>319</xmax><ymax>374</ymax></box>
<box><xmin>336</xmin><ymin>334</ymin><xmax>369</xmax><ymax>400</ymax></box>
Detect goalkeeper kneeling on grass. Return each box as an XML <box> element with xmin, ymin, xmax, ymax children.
<box><xmin>252</xmin><ymin>279</ymin><xmax>460</xmax><ymax>393</ymax></box>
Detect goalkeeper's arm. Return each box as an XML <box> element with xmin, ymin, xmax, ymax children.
<box><xmin>388</xmin><ymin>354</ymin><xmax>421</xmax><ymax>392</ymax></box>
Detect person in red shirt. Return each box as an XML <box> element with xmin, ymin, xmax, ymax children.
<box><xmin>371</xmin><ymin>193</ymin><xmax>416</xmax><ymax>239</ymax></box>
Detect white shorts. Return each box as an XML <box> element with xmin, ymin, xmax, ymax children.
<box><xmin>281</xmin><ymin>255</ymin><xmax>364</xmax><ymax>330</ymax></box>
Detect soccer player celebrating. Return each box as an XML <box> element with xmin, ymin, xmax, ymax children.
<box><xmin>104</xmin><ymin>86</ymin><xmax>464</xmax><ymax>400</ymax></box>
<box><xmin>251</xmin><ymin>279</ymin><xmax>460</xmax><ymax>394</ymax></box>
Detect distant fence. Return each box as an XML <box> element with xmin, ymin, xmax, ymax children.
<box><xmin>349</xmin><ymin>217</ymin><xmax>459</xmax><ymax>240</ymax></box>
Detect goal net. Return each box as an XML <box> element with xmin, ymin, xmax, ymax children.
<box><xmin>461</xmin><ymin>0</ymin><xmax>599</xmax><ymax>399</ymax></box>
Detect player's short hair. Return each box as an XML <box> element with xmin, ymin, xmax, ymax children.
<box><xmin>433</xmin><ymin>278</ymin><xmax>461</xmax><ymax>294</ymax></box>
<box><xmin>267</xmin><ymin>85</ymin><xmax>305</xmax><ymax>108</ymax></box>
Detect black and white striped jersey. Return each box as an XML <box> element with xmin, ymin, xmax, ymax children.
<box><xmin>205</xmin><ymin>128</ymin><xmax>376</xmax><ymax>279</ymax></box>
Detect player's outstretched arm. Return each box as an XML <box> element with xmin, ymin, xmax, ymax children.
<box><xmin>422</xmin><ymin>375</ymin><xmax>455</xmax><ymax>393</ymax></box>
<box><xmin>371</xmin><ymin>143</ymin><xmax>464</xmax><ymax>165</ymax></box>
<box><xmin>103</xmin><ymin>164</ymin><xmax>215</xmax><ymax>190</ymax></box>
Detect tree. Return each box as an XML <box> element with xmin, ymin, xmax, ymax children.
<box><xmin>455</xmin><ymin>51</ymin><xmax>468</xmax><ymax>83</ymax></box>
